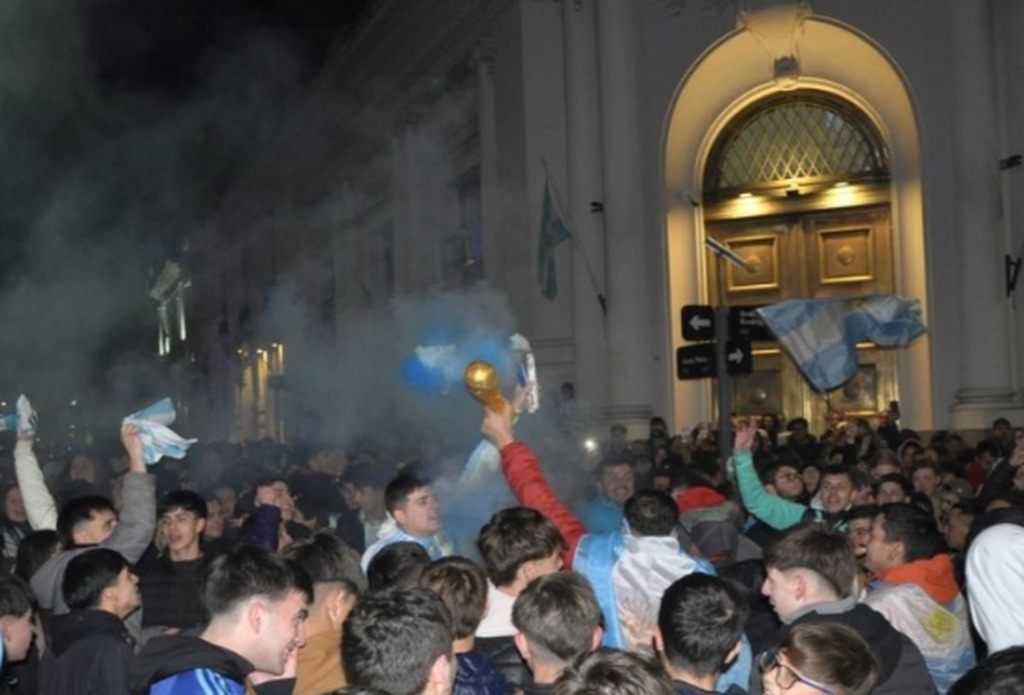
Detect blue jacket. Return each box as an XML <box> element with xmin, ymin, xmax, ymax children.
<box><xmin>128</xmin><ymin>635</ymin><xmax>292</xmax><ymax>695</ymax></box>
<box><xmin>578</xmin><ymin>496</ymin><xmax>624</xmax><ymax>533</ymax></box>
<box><xmin>454</xmin><ymin>650</ymin><xmax>514</xmax><ymax>695</ymax></box>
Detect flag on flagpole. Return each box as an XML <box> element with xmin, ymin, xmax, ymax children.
<box><xmin>537</xmin><ymin>179</ymin><xmax>572</xmax><ymax>301</ymax></box>
<box><xmin>756</xmin><ymin>295</ymin><xmax>927</xmax><ymax>392</ymax></box>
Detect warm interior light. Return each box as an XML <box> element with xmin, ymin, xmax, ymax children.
<box><xmin>834</xmin><ymin>181</ymin><xmax>849</xmax><ymax>188</ymax></box>
<box><xmin>738</xmin><ymin>192</ymin><xmax>753</xmax><ymax>199</ymax></box>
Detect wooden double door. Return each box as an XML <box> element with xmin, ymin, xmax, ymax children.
<box><xmin>706</xmin><ymin>205</ymin><xmax>897</xmax><ymax>431</ymax></box>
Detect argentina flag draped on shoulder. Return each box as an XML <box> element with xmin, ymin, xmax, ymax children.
<box><xmin>756</xmin><ymin>295</ymin><xmax>927</xmax><ymax>392</ymax></box>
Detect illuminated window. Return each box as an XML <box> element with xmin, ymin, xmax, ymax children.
<box><xmin>704</xmin><ymin>91</ymin><xmax>888</xmax><ymax>201</ymax></box>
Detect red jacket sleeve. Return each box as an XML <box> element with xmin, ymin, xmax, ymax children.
<box><xmin>499</xmin><ymin>441</ymin><xmax>586</xmax><ymax>566</ymax></box>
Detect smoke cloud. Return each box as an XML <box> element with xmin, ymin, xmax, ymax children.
<box><xmin>0</xmin><ymin>0</ymin><xmax>317</xmax><ymax>443</ymax></box>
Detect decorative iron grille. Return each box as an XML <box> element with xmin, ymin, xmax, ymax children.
<box><xmin>704</xmin><ymin>91</ymin><xmax>889</xmax><ymax>199</ymax></box>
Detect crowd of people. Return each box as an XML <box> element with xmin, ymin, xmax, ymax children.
<box><xmin>0</xmin><ymin>395</ymin><xmax>1019</xmax><ymax>695</ymax></box>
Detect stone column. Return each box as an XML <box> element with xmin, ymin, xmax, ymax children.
<box><xmin>595</xmin><ymin>1</ymin><xmax>652</xmax><ymax>432</ymax></box>
<box><xmin>949</xmin><ymin>0</ymin><xmax>1024</xmax><ymax>427</ymax></box>
<box><xmin>562</xmin><ymin>0</ymin><xmax>609</xmax><ymax>432</ymax></box>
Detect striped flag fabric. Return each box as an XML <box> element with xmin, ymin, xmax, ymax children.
<box><xmin>756</xmin><ymin>295</ymin><xmax>926</xmax><ymax>392</ymax></box>
<box><xmin>124</xmin><ymin>397</ymin><xmax>197</xmax><ymax>465</ymax></box>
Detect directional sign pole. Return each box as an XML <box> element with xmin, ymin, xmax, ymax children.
<box><xmin>714</xmin><ymin>272</ymin><xmax>733</xmax><ymax>464</ymax></box>
<box><xmin>704</xmin><ymin>237</ymin><xmax>754</xmax><ymax>463</ymax></box>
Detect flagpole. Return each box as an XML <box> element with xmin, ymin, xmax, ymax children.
<box><xmin>540</xmin><ymin>158</ymin><xmax>608</xmax><ymax>315</ymax></box>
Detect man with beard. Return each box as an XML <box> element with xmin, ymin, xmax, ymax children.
<box><xmin>578</xmin><ymin>459</ymin><xmax>635</xmax><ymax>533</ymax></box>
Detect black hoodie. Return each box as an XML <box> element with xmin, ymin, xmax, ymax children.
<box><xmin>791</xmin><ymin>599</ymin><xmax>936</xmax><ymax>695</ymax></box>
<box><xmin>39</xmin><ymin>609</ymin><xmax>135</xmax><ymax>695</ymax></box>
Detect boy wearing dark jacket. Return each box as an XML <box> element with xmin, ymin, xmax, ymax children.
<box><xmin>40</xmin><ymin>548</ymin><xmax>140</xmax><ymax>695</ymax></box>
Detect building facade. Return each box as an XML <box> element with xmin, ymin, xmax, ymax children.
<box><xmin>191</xmin><ymin>0</ymin><xmax>1024</xmax><ymax>443</ymax></box>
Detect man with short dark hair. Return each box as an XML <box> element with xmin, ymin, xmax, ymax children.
<box><xmin>342</xmin><ymin>587</ymin><xmax>455</xmax><ymax>695</ymax></box>
<box><xmin>40</xmin><ymin>548</ymin><xmax>140</xmax><ymax>694</ymax></box>
<box><xmin>991</xmin><ymin>418</ymin><xmax>1015</xmax><ymax>459</ymax></box>
<box><xmin>130</xmin><ymin>546</ymin><xmax>312</xmax><ymax>694</ymax></box>
<box><xmin>0</xmin><ymin>575</ymin><xmax>35</xmax><ymax>674</ymax></box>
<box><xmin>864</xmin><ymin>503</ymin><xmax>975</xmax><ymax>691</ymax></box>
<box><xmin>759</xmin><ymin>462</ymin><xmax>805</xmax><ymax>502</ymax></box>
<box><xmin>137</xmin><ymin>489</ymin><xmax>210</xmax><ymax>630</ymax></box>
<box><xmin>361</xmin><ymin>472</ymin><xmax>453</xmax><ymax>571</ymax></box>
<box><xmin>578</xmin><ymin>459</ymin><xmax>634</xmax><ymax>533</ymax></box>
<box><xmin>282</xmin><ymin>531</ymin><xmax>363</xmax><ymax>695</ymax></box>
<box><xmin>511</xmin><ymin>572</ymin><xmax>602</xmax><ymax>694</ymax></box>
<box><xmin>656</xmin><ymin>574</ymin><xmax>747</xmax><ymax>695</ymax></box>
<box><xmin>875</xmin><ymin>473</ymin><xmax>913</xmax><ymax>505</ymax></box>
<box><xmin>420</xmin><ymin>556</ymin><xmax>510</xmax><ymax>695</ymax></box>
<box><xmin>339</xmin><ymin>465</ymin><xmax>393</xmax><ymax>552</ymax></box>
<box><xmin>785</xmin><ymin>417</ymin><xmax>820</xmax><ymax>468</ymax></box>
<box><xmin>475</xmin><ymin>507</ymin><xmax>567</xmax><ymax>688</ymax></box>
<box><xmin>845</xmin><ymin>504</ymin><xmax>880</xmax><ymax>560</ymax></box>
<box><xmin>760</xmin><ymin>522</ymin><xmax>934</xmax><ymax>695</ymax></box>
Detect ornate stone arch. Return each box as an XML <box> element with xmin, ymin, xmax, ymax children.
<box><xmin>663</xmin><ymin>13</ymin><xmax>931</xmax><ymax>430</ymax></box>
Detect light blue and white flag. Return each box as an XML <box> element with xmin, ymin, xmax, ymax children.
<box><xmin>0</xmin><ymin>395</ymin><xmax>35</xmax><ymax>436</ymax></box>
<box><xmin>123</xmin><ymin>397</ymin><xmax>197</xmax><ymax>465</ymax></box>
<box><xmin>756</xmin><ymin>295</ymin><xmax>927</xmax><ymax>392</ymax></box>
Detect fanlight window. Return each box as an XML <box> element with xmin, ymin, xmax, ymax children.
<box><xmin>704</xmin><ymin>91</ymin><xmax>889</xmax><ymax>201</ymax></box>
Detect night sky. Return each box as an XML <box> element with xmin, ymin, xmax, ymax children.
<box><xmin>0</xmin><ymin>0</ymin><xmax>370</xmax><ymax>435</ymax></box>
<box><xmin>86</xmin><ymin>0</ymin><xmax>370</xmax><ymax>96</ymax></box>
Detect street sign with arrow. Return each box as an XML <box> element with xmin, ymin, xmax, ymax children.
<box><xmin>682</xmin><ymin>305</ymin><xmax>715</xmax><ymax>341</ymax></box>
<box><xmin>725</xmin><ymin>340</ymin><xmax>752</xmax><ymax>375</ymax></box>
<box><xmin>676</xmin><ymin>340</ymin><xmax>751</xmax><ymax>378</ymax></box>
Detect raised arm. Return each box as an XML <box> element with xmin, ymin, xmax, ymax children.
<box><xmin>102</xmin><ymin>422</ymin><xmax>157</xmax><ymax>563</ymax></box>
<box><xmin>482</xmin><ymin>403</ymin><xmax>586</xmax><ymax>565</ymax></box>
<box><xmin>13</xmin><ymin>436</ymin><xmax>58</xmax><ymax>531</ymax></box>
<box><xmin>733</xmin><ymin>417</ymin><xmax>808</xmax><ymax>531</ymax></box>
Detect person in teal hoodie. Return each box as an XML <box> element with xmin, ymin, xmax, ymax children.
<box><xmin>734</xmin><ymin>417</ymin><xmax>858</xmax><ymax>533</ymax></box>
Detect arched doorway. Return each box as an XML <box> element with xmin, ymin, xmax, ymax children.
<box><xmin>702</xmin><ymin>91</ymin><xmax>895</xmax><ymax>428</ymax></box>
<box><xmin>663</xmin><ymin>13</ymin><xmax>932</xmax><ymax>432</ymax></box>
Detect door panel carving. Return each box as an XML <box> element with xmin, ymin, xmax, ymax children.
<box><xmin>707</xmin><ymin>206</ymin><xmax>895</xmax><ymax>429</ymax></box>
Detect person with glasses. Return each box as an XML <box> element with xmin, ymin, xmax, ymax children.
<box><xmin>760</xmin><ymin>622</ymin><xmax>879</xmax><ymax>695</ymax></box>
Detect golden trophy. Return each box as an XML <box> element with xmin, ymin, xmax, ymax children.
<box><xmin>464</xmin><ymin>360</ymin><xmax>507</xmax><ymax>412</ymax></box>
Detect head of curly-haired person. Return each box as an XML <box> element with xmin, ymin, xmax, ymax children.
<box><xmin>342</xmin><ymin>587</ymin><xmax>455</xmax><ymax>695</ymax></box>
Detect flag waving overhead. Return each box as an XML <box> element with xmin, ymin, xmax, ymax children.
<box><xmin>756</xmin><ymin>295</ymin><xmax>927</xmax><ymax>392</ymax></box>
<box><xmin>537</xmin><ymin>179</ymin><xmax>572</xmax><ymax>301</ymax></box>
<box><xmin>123</xmin><ymin>398</ymin><xmax>197</xmax><ymax>465</ymax></box>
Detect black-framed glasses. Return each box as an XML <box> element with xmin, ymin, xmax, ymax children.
<box><xmin>758</xmin><ymin>649</ymin><xmax>836</xmax><ymax>695</ymax></box>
